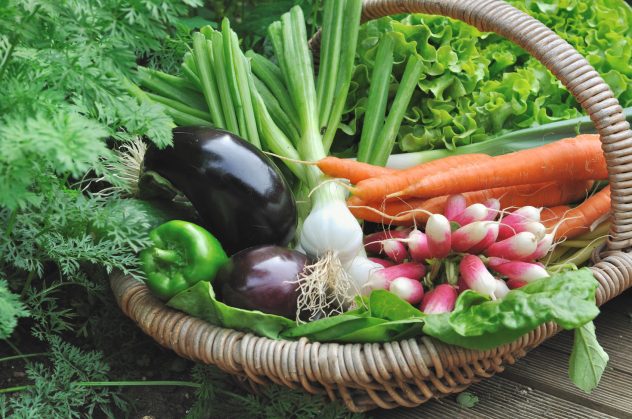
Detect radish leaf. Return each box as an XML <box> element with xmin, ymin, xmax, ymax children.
<box><xmin>569</xmin><ymin>321</ymin><xmax>609</xmax><ymax>393</ymax></box>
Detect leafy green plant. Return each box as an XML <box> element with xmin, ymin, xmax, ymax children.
<box><xmin>343</xmin><ymin>0</ymin><xmax>632</xmax><ymax>154</ymax></box>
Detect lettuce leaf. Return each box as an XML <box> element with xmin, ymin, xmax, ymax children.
<box><xmin>422</xmin><ymin>268</ymin><xmax>599</xmax><ymax>350</ymax></box>
<box><xmin>343</xmin><ymin>0</ymin><xmax>632</xmax><ymax>154</ymax></box>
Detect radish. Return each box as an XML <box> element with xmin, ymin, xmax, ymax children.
<box><xmin>487</xmin><ymin>257</ymin><xmax>549</xmax><ymax>283</ymax></box>
<box><xmin>364</xmin><ymin>262</ymin><xmax>426</xmax><ymax>292</ymax></box>
<box><xmin>507</xmin><ymin>278</ymin><xmax>528</xmax><ymax>289</ymax></box>
<box><xmin>452</xmin><ymin>221</ymin><xmax>498</xmax><ymax>253</ymax></box>
<box><xmin>467</xmin><ymin>222</ymin><xmax>500</xmax><ymax>254</ymax></box>
<box><xmin>420</xmin><ymin>284</ymin><xmax>457</xmax><ymax>314</ymax></box>
<box><xmin>483</xmin><ymin>198</ymin><xmax>501</xmax><ymax>221</ymax></box>
<box><xmin>444</xmin><ymin>194</ymin><xmax>467</xmax><ymax>221</ymax></box>
<box><xmin>368</xmin><ymin>257</ymin><xmax>395</xmax><ymax>268</ymax></box>
<box><xmin>363</xmin><ymin>229</ymin><xmax>410</xmax><ymax>253</ymax></box>
<box><xmin>389</xmin><ymin>277</ymin><xmax>424</xmax><ymax>304</ymax></box>
<box><xmin>408</xmin><ymin>229</ymin><xmax>433</xmax><ymax>262</ymax></box>
<box><xmin>485</xmin><ymin>232</ymin><xmax>538</xmax><ymax>261</ymax></box>
<box><xmin>382</xmin><ymin>239</ymin><xmax>409</xmax><ymax>263</ymax></box>
<box><xmin>452</xmin><ymin>203</ymin><xmax>489</xmax><ymax>226</ymax></box>
<box><xmin>426</xmin><ymin>214</ymin><xmax>452</xmax><ymax>258</ymax></box>
<box><xmin>459</xmin><ymin>254</ymin><xmax>497</xmax><ymax>297</ymax></box>
<box><xmin>498</xmin><ymin>206</ymin><xmax>541</xmax><ymax>240</ymax></box>
<box><xmin>529</xmin><ymin>233</ymin><xmax>554</xmax><ymax>260</ymax></box>
<box><xmin>493</xmin><ymin>279</ymin><xmax>511</xmax><ymax>299</ymax></box>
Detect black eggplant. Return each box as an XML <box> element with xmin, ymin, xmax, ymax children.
<box><xmin>143</xmin><ymin>126</ymin><xmax>297</xmax><ymax>254</ymax></box>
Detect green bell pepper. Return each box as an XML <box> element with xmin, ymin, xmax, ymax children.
<box><xmin>140</xmin><ymin>220</ymin><xmax>228</xmax><ymax>300</ymax></box>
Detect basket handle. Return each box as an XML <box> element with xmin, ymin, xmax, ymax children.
<box><xmin>345</xmin><ymin>0</ymin><xmax>632</xmax><ymax>251</ymax></box>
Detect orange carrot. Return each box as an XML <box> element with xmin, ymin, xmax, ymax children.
<box><xmin>390</xmin><ymin>135</ymin><xmax>606</xmax><ymax>199</ymax></box>
<box><xmin>317</xmin><ymin>156</ymin><xmax>395</xmax><ymax>184</ymax></box>
<box><xmin>352</xmin><ymin>153</ymin><xmax>492</xmax><ymax>202</ymax></box>
<box><xmin>541</xmin><ymin>205</ymin><xmax>572</xmax><ymax>225</ymax></box>
<box><xmin>546</xmin><ymin>185</ymin><xmax>611</xmax><ymax>240</ymax></box>
<box><xmin>349</xmin><ymin>181</ymin><xmax>593</xmax><ymax>226</ymax></box>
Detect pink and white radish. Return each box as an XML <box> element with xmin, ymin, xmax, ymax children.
<box><xmin>485</xmin><ymin>232</ymin><xmax>538</xmax><ymax>261</ymax></box>
<box><xmin>493</xmin><ymin>279</ymin><xmax>510</xmax><ymax>299</ymax></box>
<box><xmin>364</xmin><ymin>262</ymin><xmax>426</xmax><ymax>292</ymax></box>
<box><xmin>381</xmin><ymin>239</ymin><xmax>408</xmax><ymax>263</ymax></box>
<box><xmin>487</xmin><ymin>257</ymin><xmax>549</xmax><ymax>283</ymax></box>
<box><xmin>389</xmin><ymin>277</ymin><xmax>424</xmax><ymax>304</ymax></box>
<box><xmin>368</xmin><ymin>257</ymin><xmax>395</xmax><ymax>268</ymax></box>
<box><xmin>459</xmin><ymin>255</ymin><xmax>497</xmax><ymax>297</ymax></box>
<box><xmin>420</xmin><ymin>284</ymin><xmax>458</xmax><ymax>314</ymax></box>
<box><xmin>507</xmin><ymin>278</ymin><xmax>528</xmax><ymax>289</ymax></box>
<box><xmin>452</xmin><ymin>221</ymin><xmax>499</xmax><ymax>253</ymax></box>
<box><xmin>363</xmin><ymin>230</ymin><xmax>410</xmax><ymax>262</ymax></box>
<box><xmin>426</xmin><ymin>214</ymin><xmax>452</xmax><ymax>258</ymax></box>
<box><xmin>467</xmin><ymin>222</ymin><xmax>500</xmax><ymax>254</ymax></box>
<box><xmin>529</xmin><ymin>233</ymin><xmax>554</xmax><ymax>260</ymax></box>
<box><xmin>408</xmin><ymin>229</ymin><xmax>433</xmax><ymax>262</ymax></box>
<box><xmin>452</xmin><ymin>203</ymin><xmax>489</xmax><ymax>226</ymax></box>
<box><xmin>444</xmin><ymin>194</ymin><xmax>467</xmax><ymax>221</ymax></box>
<box><xmin>498</xmin><ymin>206</ymin><xmax>541</xmax><ymax>240</ymax></box>
<box><xmin>483</xmin><ymin>198</ymin><xmax>501</xmax><ymax>221</ymax></box>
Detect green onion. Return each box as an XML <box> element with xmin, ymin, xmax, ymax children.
<box><xmin>145</xmin><ymin>92</ymin><xmax>213</xmax><ymax>123</ymax></box>
<box><xmin>136</xmin><ymin>67</ymin><xmax>207</xmax><ymax>111</ymax></box>
<box><xmin>246</xmin><ymin>51</ymin><xmax>300</xmax><ymax>129</ymax></box>
<box><xmin>229</xmin><ymin>31</ymin><xmax>260</xmax><ymax>147</ymax></box>
<box><xmin>321</xmin><ymin>0</ymin><xmax>363</xmax><ymax>153</ymax></box>
<box><xmin>370</xmin><ymin>55</ymin><xmax>424</xmax><ymax>166</ymax></box>
<box><xmin>208</xmin><ymin>30</ymin><xmax>239</xmax><ymax>134</ymax></box>
<box><xmin>253</xmin><ymin>77</ymin><xmax>300</xmax><ymax>144</ymax></box>
<box><xmin>192</xmin><ymin>31</ymin><xmax>225</xmax><ymax>128</ymax></box>
<box><xmin>316</xmin><ymin>0</ymin><xmax>345</xmax><ymax>128</ymax></box>
<box><xmin>385</xmin><ymin>106</ymin><xmax>632</xmax><ymax>168</ymax></box>
<box><xmin>356</xmin><ymin>35</ymin><xmax>395</xmax><ymax>163</ymax></box>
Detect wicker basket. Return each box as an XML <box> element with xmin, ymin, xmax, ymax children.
<box><xmin>110</xmin><ymin>0</ymin><xmax>632</xmax><ymax>412</ymax></box>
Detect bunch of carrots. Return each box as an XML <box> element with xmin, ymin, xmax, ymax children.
<box><xmin>318</xmin><ymin>134</ymin><xmax>612</xmax><ymax>241</ymax></box>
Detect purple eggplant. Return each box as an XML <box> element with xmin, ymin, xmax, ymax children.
<box><xmin>216</xmin><ymin>245</ymin><xmax>308</xmax><ymax>318</ymax></box>
<box><xmin>143</xmin><ymin>126</ymin><xmax>297</xmax><ymax>254</ymax></box>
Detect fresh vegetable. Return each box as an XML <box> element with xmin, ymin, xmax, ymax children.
<box><xmin>408</xmin><ymin>230</ymin><xmax>432</xmax><ymax>262</ymax></box>
<box><xmin>569</xmin><ymin>321</ymin><xmax>609</xmax><ymax>394</ymax></box>
<box><xmin>390</xmin><ymin>135</ymin><xmax>607</xmax><ymax>199</ymax></box>
<box><xmin>451</xmin><ymin>221</ymin><xmax>498</xmax><ymax>253</ymax></box>
<box><xmin>385</xmin><ymin>108</ymin><xmax>632</xmax><ymax>168</ymax></box>
<box><xmin>423</xmin><ymin>268</ymin><xmax>600</xmax><ymax>350</ymax></box>
<box><xmin>143</xmin><ymin>126</ymin><xmax>297</xmax><ymax>254</ymax></box>
<box><xmin>389</xmin><ymin>277</ymin><xmax>424</xmax><ymax>304</ymax></box>
<box><xmin>351</xmin><ymin>153</ymin><xmax>491</xmax><ymax>202</ymax></box>
<box><xmin>546</xmin><ymin>186</ymin><xmax>611</xmax><ymax>240</ymax></box>
<box><xmin>316</xmin><ymin>156</ymin><xmax>394</xmax><ymax>184</ymax></box>
<box><xmin>364</xmin><ymin>262</ymin><xmax>426</xmax><ymax>292</ymax></box>
<box><xmin>485</xmin><ymin>232</ymin><xmax>538</xmax><ymax>261</ymax></box>
<box><xmin>420</xmin><ymin>284</ymin><xmax>457</xmax><ymax>314</ymax></box>
<box><xmin>426</xmin><ymin>214</ymin><xmax>452</xmax><ymax>259</ymax></box>
<box><xmin>487</xmin><ymin>258</ymin><xmax>549</xmax><ymax>283</ymax></box>
<box><xmin>348</xmin><ymin>180</ymin><xmax>593</xmax><ymax>225</ymax></box>
<box><xmin>140</xmin><ymin>220</ymin><xmax>228</xmax><ymax>301</ymax></box>
<box><xmin>459</xmin><ymin>255</ymin><xmax>497</xmax><ymax>298</ymax></box>
<box><xmin>215</xmin><ymin>245</ymin><xmax>307</xmax><ymax>318</ymax></box>
<box><xmin>451</xmin><ymin>203</ymin><xmax>489</xmax><ymax>226</ymax></box>
<box><xmin>347</xmin><ymin>3</ymin><xmax>632</xmax><ymax>157</ymax></box>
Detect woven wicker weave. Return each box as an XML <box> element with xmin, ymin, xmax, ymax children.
<box><xmin>110</xmin><ymin>0</ymin><xmax>632</xmax><ymax>412</ymax></box>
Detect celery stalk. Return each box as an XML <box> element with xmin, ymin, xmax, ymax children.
<box><xmin>370</xmin><ymin>55</ymin><xmax>424</xmax><ymax>166</ymax></box>
<box><xmin>356</xmin><ymin>35</ymin><xmax>395</xmax><ymax>163</ymax></box>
